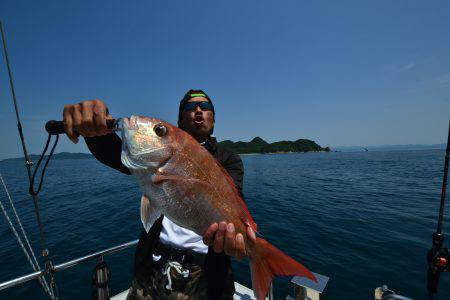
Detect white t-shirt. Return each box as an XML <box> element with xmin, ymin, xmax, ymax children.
<box><xmin>152</xmin><ymin>216</ymin><xmax>208</xmax><ymax>261</ymax></box>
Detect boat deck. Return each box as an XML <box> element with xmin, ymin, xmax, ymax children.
<box><xmin>111</xmin><ymin>282</ymin><xmax>257</xmax><ymax>300</ymax></box>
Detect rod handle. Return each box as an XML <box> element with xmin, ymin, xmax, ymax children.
<box><xmin>45</xmin><ymin>119</ymin><xmax>117</xmax><ymax>135</ymax></box>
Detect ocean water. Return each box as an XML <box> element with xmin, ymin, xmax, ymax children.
<box><xmin>0</xmin><ymin>149</ymin><xmax>449</xmax><ymax>300</ymax></box>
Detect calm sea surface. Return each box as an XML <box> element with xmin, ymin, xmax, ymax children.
<box><xmin>0</xmin><ymin>150</ymin><xmax>449</xmax><ymax>299</ymax></box>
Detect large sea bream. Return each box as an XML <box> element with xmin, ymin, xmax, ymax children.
<box><xmin>120</xmin><ymin>115</ymin><xmax>316</xmax><ymax>300</ymax></box>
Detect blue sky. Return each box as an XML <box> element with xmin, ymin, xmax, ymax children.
<box><xmin>0</xmin><ymin>0</ymin><xmax>449</xmax><ymax>159</ymax></box>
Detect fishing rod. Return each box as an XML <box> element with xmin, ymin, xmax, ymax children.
<box><xmin>45</xmin><ymin>119</ymin><xmax>120</xmax><ymax>135</ymax></box>
<box><xmin>0</xmin><ymin>21</ymin><xmax>59</xmax><ymax>300</ymax></box>
<box><xmin>427</xmin><ymin>121</ymin><xmax>450</xmax><ymax>300</ymax></box>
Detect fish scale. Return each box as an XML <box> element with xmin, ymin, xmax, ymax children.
<box><xmin>121</xmin><ymin>115</ymin><xmax>316</xmax><ymax>300</ymax></box>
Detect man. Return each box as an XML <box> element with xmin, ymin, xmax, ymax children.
<box><xmin>63</xmin><ymin>90</ymin><xmax>256</xmax><ymax>299</ymax></box>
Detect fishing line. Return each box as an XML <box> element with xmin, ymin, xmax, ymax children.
<box><xmin>0</xmin><ymin>173</ymin><xmax>53</xmax><ymax>298</ymax></box>
<box><xmin>0</xmin><ymin>21</ymin><xmax>59</xmax><ymax>300</ymax></box>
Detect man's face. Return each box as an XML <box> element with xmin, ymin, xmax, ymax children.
<box><xmin>179</xmin><ymin>97</ymin><xmax>215</xmax><ymax>141</ymax></box>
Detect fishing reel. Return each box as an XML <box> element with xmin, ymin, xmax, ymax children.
<box><xmin>427</xmin><ymin>254</ymin><xmax>449</xmax><ymax>299</ymax></box>
<box><xmin>427</xmin><ymin>233</ymin><xmax>450</xmax><ymax>296</ymax></box>
<box><xmin>429</xmin><ymin>248</ymin><xmax>450</xmax><ymax>273</ymax></box>
<box><xmin>427</xmin><ymin>248</ymin><xmax>450</xmax><ymax>299</ymax></box>
<box><xmin>428</xmin><ymin>234</ymin><xmax>450</xmax><ymax>273</ymax></box>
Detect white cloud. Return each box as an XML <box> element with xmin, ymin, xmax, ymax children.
<box><xmin>401</xmin><ymin>62</ymin><xmax>415</xmax><ymax>71</ymax></box>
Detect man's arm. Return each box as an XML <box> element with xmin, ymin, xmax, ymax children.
<box><xmin>222</xmin><ymin>151</ymin><xmax>244</xmax><ymax>196</ymax></box>
<box><xmin>85</xmin><ymin>134</ymin><xmax>130</xmax><ymax>175</ymax></box>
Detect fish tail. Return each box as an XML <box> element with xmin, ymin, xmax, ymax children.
<box><xmin>249</xmin><ymin>238</ymin><xmax>316</xmax><ymax>300</ymax></box>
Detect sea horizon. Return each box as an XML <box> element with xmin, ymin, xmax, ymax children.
<box><xmin>1</xmin><ymin>142</ymin><xmax>446</xmax><ymax>161</ymax></box>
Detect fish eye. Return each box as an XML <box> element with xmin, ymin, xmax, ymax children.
<box><xmin>153</xmin><ymin>124</ymin><xmax>167</xmax><ymax>137</ymax></box>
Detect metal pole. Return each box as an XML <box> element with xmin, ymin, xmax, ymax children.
<box><xmin>0</xmin><ymin>240</ymin><xmax>139</xmax><ymax>291</ymax></box>
<box><xmin>0</xmin><ymin>270</ymin><xmax>45</xmax><ymax>291</ymax></box>
<box><xmin>54</xmin><ymin>239</ymin><xmax>138</xmax><ymax>272</ymax></box>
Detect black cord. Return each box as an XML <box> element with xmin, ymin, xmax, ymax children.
<box><xmin>29</xmin><ymin>134</ymin><xmax>59</xmax><ymax>196</ymax></box>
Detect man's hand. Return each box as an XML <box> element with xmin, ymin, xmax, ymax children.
<box><xmin>63</xmin><ymin>99</ymin><xmax>113</xmax><ymax>143</ymax></box>
<box><xmin>203</xmin><ymin>221</ymin><xmax>256</xmax><ymax>261</ymax></box>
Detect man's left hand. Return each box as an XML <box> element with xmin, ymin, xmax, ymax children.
<box><xmin>203</xmin><ymin>221</ymin><xmax>256</xmax><ymax>261</ymax></box>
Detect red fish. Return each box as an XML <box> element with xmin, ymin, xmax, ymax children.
<box><xmin>120</xmin><ymin>115</ymin><xmax>316</xmax><ymax>300</ymax></box>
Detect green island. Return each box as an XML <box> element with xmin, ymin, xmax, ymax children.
<box><xmin>218</xmin><ymin>137</ymin><xmax>330</xmax><ymax>154</ymax></box>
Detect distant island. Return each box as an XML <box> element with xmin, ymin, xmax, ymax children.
<box><xmin>1</xmin><ymin>139</ymin><xmax>330</xmax><ymax>163</ymax></box>
<box><xmin>1</xmin><ymin>152</ymin><xmax>92</xmax><ymax>163</ymax></box>
<box><xmin>218</xmin><ymin>137</ymin><xmax>330</xmax><ymax>154</ymax></box>
<box><xmin>332</xmin><ymin>143</ymin><xmax>446</xmax><ymax>152</ymax></box>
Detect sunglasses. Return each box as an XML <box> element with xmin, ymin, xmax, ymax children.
<box><xmin>183</xmin><ymin>101</ymin><xmax>214</xmax><ymax>112</ymax></box>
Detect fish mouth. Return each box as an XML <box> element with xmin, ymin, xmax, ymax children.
<box><xmin>121</xmin><ymin>116</ymin><xmax>141</xmax><ymax>157</ymax></box>
<box><xmin>122</xmin><ymin>117</ymin><xmax>129</xmax><ymax>128</ymax></box>
<box><xmin>122</xmin><ymin>116</ymin><xmax>139</xmax><ymax>131</ymax></box>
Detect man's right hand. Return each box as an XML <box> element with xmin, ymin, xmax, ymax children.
<box><xmin>63</xmin><ymin>99</ymin><xmax>113</xmax><ymax>144</ymax></box>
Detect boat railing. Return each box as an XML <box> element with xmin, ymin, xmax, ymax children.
<box><xmin>1</xmin><ymin>238</ymin><xmax>330</xmax><ymax>300</ymax></box>
<box><xmin>0</xmin><ymin>239</ymin><xmax>139</xmax><ymax>291</ymax></box>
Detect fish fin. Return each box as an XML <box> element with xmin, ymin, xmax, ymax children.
<box><xmin>250</xmin><ymin>238</ymin><xmax>316</xmax><ymax>300</ymax></box>
<box><xmin>140</xmin><ymin>195</ymin><xmax>160</xmax><ymax>233</ymax></box>
<box><xmin>241</xmin><ymin>217</ymin><xmax>258</xmax><ymax>233</ymax></box>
